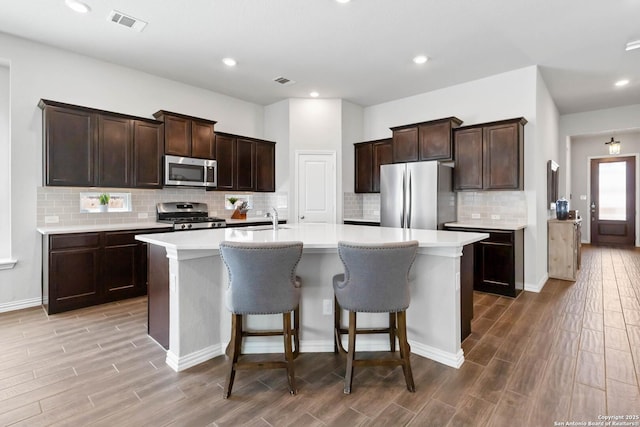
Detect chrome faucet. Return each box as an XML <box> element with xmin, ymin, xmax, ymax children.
<box><xmin>265</xmin><ymin>207</ymin><xmax>279</xmax><ymax>230</ymax></box>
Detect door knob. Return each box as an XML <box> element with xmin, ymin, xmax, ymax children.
<box><xmin>300</xmin><ymin>216</ymin><xmax>305</xmax><ymax>220</ymax></box>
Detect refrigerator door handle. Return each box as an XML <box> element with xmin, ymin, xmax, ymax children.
<box><xmin>401</xmin><ymin>169</ymin><xmax>406</xmax><ymax>227</ymax></box>
<box><xmin>407</xmin><ymin>170</ymin><xmax>412</xmax><ymax>228</ymax></box>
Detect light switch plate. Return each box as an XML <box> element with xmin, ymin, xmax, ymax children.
<box><xmin>471</xmin><ymin>213</ymin><xmax>481</xmax><ymax>219</ymax></box>
<box><xmin>322</xmin><ymin>299</ymin><xmax>332</xmax><ymax>315</ymax></box>
<box><xmin>491</xmin><ymin>214</ymin><xmax>501</xmax><ymax>220</ymax></box>
<box><xmin>580</xmin><ymin>195</ymin><xmax>587</xmax><ymax>200</ymax></box>
<box><xmin>45</xmin><ymin>216</ymin><xmax>59</xmax><ymax>224</ymax></box>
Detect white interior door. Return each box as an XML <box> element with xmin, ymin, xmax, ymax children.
<box><xmin>295</xmin><ymin>151</ymin><xmax>336</xmax><ymax>223</ymax></box>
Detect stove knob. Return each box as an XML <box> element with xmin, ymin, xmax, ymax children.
<box><xmin>187</xmin><ymin>224</ymin><xmax>193</xmax><ymax>229</ymax></box>
<box><xmin>180</xmin><ymin>224</ymin><xmax>186</xmax><ymax>230</ymax></box>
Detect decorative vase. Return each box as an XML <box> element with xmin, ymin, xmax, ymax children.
<box><xmin>99</xmin><ymin>204</ymin><xmax>108</xmax><ymax>212</ymax></box>
<box><xmin>556</xmin><ymin>197</ymin><xmax>568</xmax><ymax>220</ymax></box>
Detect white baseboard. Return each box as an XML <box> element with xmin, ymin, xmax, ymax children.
<box><xmin>0</xmin><ymin>297</ymin><xmax>42</xmax><ymax>313</ymax></box>
<box><xmin>524</xmin><ymin>273</ymin><xmax>549</xmax><ymax>293</ymax></box>
<box><xmin>166</xmin><ymin>344</ymin><xmax>223</xmax><ymax>372</ymax></box>
<box><xmin>164</xmin><ymin>337</ymin><xmax>465</xmax><ymax>372</ymax></box>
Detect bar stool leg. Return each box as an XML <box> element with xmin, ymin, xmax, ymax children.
<box><xmin>344</xmin><ymin>311</ymin><xmax>357</xmax><ymax>394</ymax></box>
<box><xmin>283</xmin><ymin>311</ymin><xmax>297</xmax><ymax>395</ymax></box>
<box><xmin>397</xmin><ymin>310</ymin><xmax>415</xmax><ymax>392</ymax></box>
<box><xmin>224</xmin><ymin>314</ymin><xmax>243</xmax><ymax>398</ymax></box>
<box><xmin>293</xmin><ymin>306</ymin><xmax>300</xmax><ymax>358</ymax></box>
<box><xmin>389</xmin><ymin>312</ymin><xmax>397</xmax><ymax>352</ymax></box>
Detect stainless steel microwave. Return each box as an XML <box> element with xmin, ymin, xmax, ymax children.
<box><xmin>164</xmin><ymin>155</ymin><xmax>217</xmax><ymax>188</ymax></box>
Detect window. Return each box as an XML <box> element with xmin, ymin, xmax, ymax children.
<box><xmin>598</xmin><ymin>161</ymin><xmax>627</xmax><ymax>221</ymax></box>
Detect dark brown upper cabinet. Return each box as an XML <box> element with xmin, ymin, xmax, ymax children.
<box><xmin>214</xmin><ymin>132</ymin><xmax>276</xmax><ymax>192</ymax></box>
<box><xmin>255</xmin><ymin>140</ymin><xmax>276</xmax><ymax>192</ymax></box>
<box><xmin>42</xmin><ymin>103</ymin><xmax>96</xmax><ymax>187</ymax></box>
<box><xmin>40</xmin><ymin>99</ymin><xmax>163</xmax><ymax>189</ymax></box>
<box><xmin>153</xmin><ymin>110</ymin><xmax>217</xmax><ymax>159</ymax></box>
<box><xmin>354</xmin><ymin>138</ymin><xmax>392</xmax><ymax>193</ymax></box>
<box><xmin>133</xmin><ymin>120</ymin><xmax>163</xmax><ymax>188</ymax></box>
<box><xmin>390</xmin><ymin>117</ymin><xmax>462</xmax><ymax>163</ymax></box>
<box><xmin>453</xmin><ymin>117</ymin><xmax>527</xmax><ymax>191</ymax></box>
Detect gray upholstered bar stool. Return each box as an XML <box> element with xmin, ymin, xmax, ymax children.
<box><xmin>219</xmin><ymin>240</ymin><xmax>303</xmax><ymax>398</ymax></box>
<box><xmin>333</xmin><ymin>240</ymin><xmax>418</xmax><ymax>394</ymax></box>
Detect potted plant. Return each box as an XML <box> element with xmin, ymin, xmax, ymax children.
<box><xmin>98</xmin><ymin>193</ymin><xmax>110</xmax><ymax>212</ymax></box>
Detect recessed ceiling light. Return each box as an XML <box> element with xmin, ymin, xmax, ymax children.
<box><xmin>310</xmin><ymin>91</ymin><xmax>319</xmax><ymax>98</ymax></box>
<box><xmin>413</xmin><ymin>55</ymin><xmax>429</xmax><ymax>64</ymax></box>
<box><xmin>65</xmin><ymin>0</ymin><xmax>90</xmax><ymax>13</ymax></box>
<box><xmin>222</xmin><ymin>58</ymin><xmax>237</xmax><ymax>67</ymax></box>
<box><xmin>336</xmin><ymin>0</ymin><xmax>351</xmax><ymax>3</ymax></box>
<box><xmin>625</xmin><ymin>40</ymin><xmax>640</xmax><ymax>51</ymax></box>
<box><xmin>615</xmin><ymin>79</ymin><xmax>630</xmax><ymax>87</ymax></box>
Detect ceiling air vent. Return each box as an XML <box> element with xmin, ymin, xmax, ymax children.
<box><xmin>108</xmin><ymin>10</ymin><xmax>148</xmax><ymax>32</ymax></box>
<box><xmin>273</xmin><ymin>76</ymin><xmax>296</xmax><ymax>86</ymax></box>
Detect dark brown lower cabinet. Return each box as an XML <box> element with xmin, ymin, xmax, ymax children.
<box><xmin>43</xmin><ymin>228</ymin><xmax>171</xmax><ymax>314</ymax></box>
<box><xmin>460</xmin><ymin>244</ymin><xmax>474</xmax><ymax>341</ymax></box>
<box><xmin>148</xmin><ymin>244</ymin><xmax>170</xmax><ymax>348</ymax></box>
<box><xmin>447</xmin><ymin>227</ymin><xmax>524</xmax><ymax>298</ymax></box>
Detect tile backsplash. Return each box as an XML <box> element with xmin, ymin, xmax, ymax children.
<box><xmin>343</xmin><ymin>191</ymin><xmax>527</xmax><ymax>224</ymax></box>
<box><xmin>37</xmin><ymin>187</ymin><xmax>288</xmax><ymax>227</ymax></box>
<box><xmin>456</xmin><ymin>191</ymin><xmax>528</xmax><ymax>223</ymax></box>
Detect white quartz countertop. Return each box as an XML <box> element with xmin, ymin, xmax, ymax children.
<box><xmin>445</xmin><ymin>221</ymin><xmax>527</xmax><ymax>231</ymax></box>
<box><xmin>136</xmin><ymin>223</ymin><xmax>488</xmax><ymax>251</ymax></box>
<box><xmin>37</xmin><ymin>222</ymin><xmax>173</xmax><ymax>235</ymax></box>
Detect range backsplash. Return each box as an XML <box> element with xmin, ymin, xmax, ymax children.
<box><xmin>37</xmin><ymin>187</ymin><xmax>288</xmax><ymax>227</ymax></box>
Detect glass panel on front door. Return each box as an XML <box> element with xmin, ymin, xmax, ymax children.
<box><xmin>598</xmin><ymin>161</ymin><xmax>627</xmax><ymax>220</ymax></box>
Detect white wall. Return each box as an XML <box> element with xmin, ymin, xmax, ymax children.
<box><xmin>341</xmin><ymin>101</ymin><xmax>364</xmax><ymax>193</ymax></box>
<box><xmin>264</xmin><ymin>99</ymin><xmax>290</xmax><ymax>194</ymax></box>
<box><xmin>570</xmin><ymin>130</ymin><xmax>640</xmax><ymax>245</ymax></box>
<box><xmin>0</xmin><ymin>33</ymin><xmax>265</xmax><ymax>310</ymax></box>
<box><xmin>534</xmin><ymin>69</ymin><xmax>560</xmax><ymax>283</ymax></box>
<box><xmin>361</xmin><ymin>66</ymin><xmax>559</xmax><ymax>291</ymax></box>
<box><xmin>559</xmin><ymin>104</ymin><xmax>640</xmax><ymax>198</ymax></box>
<box><xmin>0</xmin><ymin>63</ymin><xmax>11</xmax><ymax>265</ymax></box>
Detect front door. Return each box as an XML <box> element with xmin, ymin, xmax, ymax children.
<box><xmin>590</xmin><ymin>156</ymin><xmax>636</xmax><ymax>246</ymax></box>
<box><xmin>295</xmin><ymin>151</ymin><xmax>336</xmax><ymax>223</ymax></box>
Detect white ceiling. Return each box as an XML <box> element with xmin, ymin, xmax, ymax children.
<box><xmin>1</xmin><ymin>0</ymin><xmax>639</xmax><ymax>114</ymax></box>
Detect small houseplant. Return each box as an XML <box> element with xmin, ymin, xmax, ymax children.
<box><xmin>98</xmin><ymin>193</ymin><xmax>110</xmax><ymax>212</ymax></box>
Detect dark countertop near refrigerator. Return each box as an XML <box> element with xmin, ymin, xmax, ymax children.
<box><xmin>445</xmin><ymin>221</ymin><xmax>527</xmax><ymax>231</ymax></box>
<box><xmin>343</xmin><ymin>218</ymin><xmax>381</xmax><ymax>226</ymax></box>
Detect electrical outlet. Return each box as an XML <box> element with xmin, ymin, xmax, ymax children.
<box><xmin>471</xmin><ymin>213</ymin><xmax>481</xmax><ymax>219</ymax></box>
<box><xmin>256</xmin><ymin>210</ymin><xmax>263</xmax><ymax>215</ymax></box>
<box><xmin>491</xmin><ymin>214</ymin><xmax>501</xmax><ymax>220</ymax></box>
<box><xmin>45</xmin><ymin>216</ymin><xmax>59</xmax><ymax>224</ymax></box>
<box><xmin>373</xmin><ymin>210</ymin><xmax>380</xmax><ymax>216</ymax></box>
<box><xmin>322</xmin><ymin>299</ymin><xmax>332</xmax><ymax>315</ymax></box>
<box><xmin>580</xmin><ymin>195</ymin><xmax>587</xmax><ymax>200</ymax></box>
<box><xmin>137</xmin><ymin>212</ymin><xmax>148</xmax><ymax>219</ymax></box>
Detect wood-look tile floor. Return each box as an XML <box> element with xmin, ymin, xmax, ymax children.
<box><xmin>2</xmin><ymin>245</ymin><xmax>640</xmax><ymax>426</ymax></box>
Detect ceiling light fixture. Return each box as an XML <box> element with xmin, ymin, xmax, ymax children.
<box><xmin>605</xmin><ymin>137</ymin><xmax>621</xmax><ymax>155</ymax></box>
<box><xmin>615</xmin><ymin>79</ymin><xmax>630</xmax><ymax>87</ymax></box>
<box><xmin>336</xmin><ymin>0</ymin><xmax>351</xmax><ymax>3</ymax></box>
<box><xmin>65</xmin><ymin>0</ymin><xmax>90</xmax><ymax>13</ymax></box>
<box><xmin>222</xmin><ymin>58</ymin><xmax>237</xmax><ymax>67</ymax></box>
<box><xmin>310</xmin><ymin>91</ymin><xmax>319</xmax><ymax>98</ymax></box>
<box><xmin>413</xmin><ymin>55</ymin><xmax>429</xmax><ymax>64</ymax></box>
<box><xmin>625</xmin><ymin>40</ymin><xmax>640</xmax><ymax>51</ymax></box>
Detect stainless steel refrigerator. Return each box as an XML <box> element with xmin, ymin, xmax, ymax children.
<box><xmin>380</xmin><ymin>161</ymin><xmax>456</xmax><ymax>230</ymax></box>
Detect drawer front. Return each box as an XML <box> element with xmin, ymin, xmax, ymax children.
<box><xmin>104</xmin><ymin>231</ymin><xmax>137</xmax><ymax>246</ymax></box>
<box><xmin>50</xmin><ymin>233</ymin><xmax>100</xmax><ymax>250</ymax></box>
<box><xmin>485</xmin><ymin>231</ymin><xmax>514</xmax><ymax>244</ymax></box>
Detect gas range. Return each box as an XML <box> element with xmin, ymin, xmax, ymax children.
<box><xmin>157</xmin><ymin>202</ymin><xmax>226</xmax><ymax>231</ymax></box>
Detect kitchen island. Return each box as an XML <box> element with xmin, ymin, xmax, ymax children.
<box><xmin>136</xmin><ymin>223</ymin><xmax>488</xmax><ymax>372</ymax></box>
